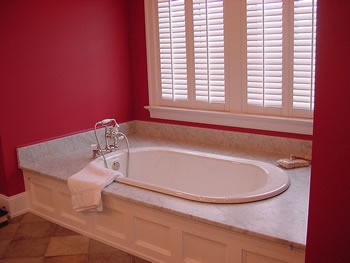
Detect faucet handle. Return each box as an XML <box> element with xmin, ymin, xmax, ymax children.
<box><xmin>91</xmin><ymin>144</ymin><xmax>100</xmax><ymax>158</ymax></box>
<box><xmin>91</xmin><ymin>144</ymin><xmax>98</xmax><ymax>151</ymax></box>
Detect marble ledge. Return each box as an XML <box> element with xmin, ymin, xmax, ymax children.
<box><xmin>18</xmin><ymin>135</ymin><xmax>310</xmax><ymax>251</ymax></box>
<box><xmin>133</xmin><ymin>121</ymin><xmax>312</xmax><ymax>157</ymax></box>
<box><xmin>17</xmin><ymin>122</ymin><xmax>134</xmax><ymax>167</ymax></box>
<box><xmin>17</xmin><ymin>120</ymin><xmax>312</xmax><ymax>168</ymax></box>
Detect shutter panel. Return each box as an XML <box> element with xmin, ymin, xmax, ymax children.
<box><xmin>193</xmin><ymin>0</ymin><xmax>225</xmax><ymax>103</ymax></box>
<box><xmin>246</xmin><ymin>0</ymin><xmax>283</xmax><ymax>108</ymax></box>
<box><xmin>158</xmin><ymin>0</ymin><xmax>188</xmax><ymax>101</ymax></box>
<box><xmin>293</xmin><ymin>0</ymin><xmax>317</xmax><ymax>110</ymax></box>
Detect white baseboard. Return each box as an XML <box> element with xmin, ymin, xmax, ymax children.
<box><xmin>0</xmin><ymin>192</ymin><xmax>29</xmax><ymax>218</ymax></box>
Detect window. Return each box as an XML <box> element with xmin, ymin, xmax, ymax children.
<box><xmin>144</xmin><ymin>0</ymin><xmax>317</xmax><ymax>134</ymax></box>
<box><xmin>155</xmin><ymin>0</ymin><xmax>225</xmax><ymax>110</ymax></box>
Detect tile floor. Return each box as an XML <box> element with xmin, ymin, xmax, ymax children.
<box><xmin>0</xmin><ymin>213</ymin><xmax>151</xmax><ymax>263</ymax></box>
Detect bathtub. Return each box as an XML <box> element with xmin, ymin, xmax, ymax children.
<box><xmin>93</xmin><ymin>147</ymin><xmax>290</xmax><ymax>203</ymax></box>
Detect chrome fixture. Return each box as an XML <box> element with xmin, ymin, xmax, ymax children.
<box><xmin>112</xmin><ymin>161</ymin><xmax>120</xmax><ymax>171</ymax></box>
<box><xmin>93</xmin><ymin>119</ymin><xmax>129</xmax><ymax>177</ymax></box>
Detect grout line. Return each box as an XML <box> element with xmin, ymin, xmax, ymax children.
<box><xmin>1</xmin><ymin>212</ymin><xmax>150</xmax><ymax>262</ymax></box>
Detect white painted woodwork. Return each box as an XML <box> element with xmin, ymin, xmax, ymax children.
<box><xmin>23</xmin><ymin>171</ymin><xmax>305</xmax><ymax>263</ymax></box>
<box><xmin>146</xmin><ymin>105</ymin><xmax>313</xmax><ymax>135</ymax></box>
<box><xmin>0</xmin><ymin>192</ymin><xmax>28</xmax><ymax>217</ymax></box>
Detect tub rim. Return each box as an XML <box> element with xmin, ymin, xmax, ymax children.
<box><xmin>96</xmin><ymin>146</ymin><xmax>290</xmax><ymax>204</ymax></box>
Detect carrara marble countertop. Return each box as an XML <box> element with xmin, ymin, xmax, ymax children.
<box><xmin>18</xmin><ymin>129</ymin><xmax>311</xmax><ymax>250</ymax></box>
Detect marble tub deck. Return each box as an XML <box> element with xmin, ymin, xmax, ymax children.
<box><xmin>18</xmin><ymin>132</ymin><xmax>310</xmax><ymax>251</ymax></box>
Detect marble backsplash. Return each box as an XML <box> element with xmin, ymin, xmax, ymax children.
<box><xmin>17</xmin><ymin>122</ymin><xmax>133</xmax><ymax>167</ymax></box>
<box><xmin>131</xmin><ymin>121</ymin><xmax>312</xmax><ymax>157</ymax></box>
<box><xmin>17</xmin><ymin>120</ymin><xmax>312</xmax><ymax>166</ymax></box>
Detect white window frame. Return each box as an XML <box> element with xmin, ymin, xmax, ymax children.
<box><xmin>144</xmin><ymin>0</ymin><xmax>314</xmax><ymax>135</ymax></box>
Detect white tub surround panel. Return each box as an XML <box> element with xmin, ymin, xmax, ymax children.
<box><xmin>24</xmin><ymin>171</ymin><xmax>305</xmax><ymax>263</ymax></box>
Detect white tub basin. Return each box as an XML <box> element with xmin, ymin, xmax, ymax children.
<box><xmin>92</xmin><ymin>147</ymin><xmax>290</xmax><ymax>203</ymax></box>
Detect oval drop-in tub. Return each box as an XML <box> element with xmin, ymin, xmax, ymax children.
<box><xmin>93</xmin><ymin>147</ymin><xmax>290</xmax><ymax>203</ymax></box>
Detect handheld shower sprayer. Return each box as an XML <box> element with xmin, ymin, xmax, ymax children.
<box><xmin>96</xmin><ymin>119</ymin><xmax>119</xmax><ymax>127</ymax></box>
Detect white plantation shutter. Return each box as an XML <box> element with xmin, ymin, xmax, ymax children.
<box><xmin>193</xmin><ymin>0</ymin><xmax>225</xmax><ymax>103</ymax></box>
<box><xmin>146</xmin><ymin>0</ymin><xmax>318</xmax><ymax>133</ymax></box>
<box><xmin>293</xmin><ymin>0</ymin><xmax>317</xmax><ymax>111</ymax></box>
<box><xmin>158</xmin><ymin>0</ymin><xmax>188</xmax><ymax>101</ymax></box>
<box><xmin>246</xmin><ymin>0</ymin><xmax>317</xmax><ymax>114</ymax></box>
<box><xmin>246</xmin><ymin>0</ymin><xmax>283</xmax><ymax>108</ymax></box>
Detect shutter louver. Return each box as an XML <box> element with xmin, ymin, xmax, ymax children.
<box><xmin>193</xmin><ymin>0</ymin><xmax>225</xmax><ymax>103</ymax></box>
<box><xmin>293</xmin><ymin>0</ymin><xmax>317</xmax><ymax>110</ymax></box>
<box><xmin>246</xmin><ymin>0</ymin><xmax>283</xmax><ymax>108</ymax></box>
<box><xmin>158</xmin><ymin>0</ymin><xmax>188</xmax><ymax>101</ymax></box>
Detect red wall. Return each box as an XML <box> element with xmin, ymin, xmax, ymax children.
<box><xmin>1</xmin><ymin>0</ymin><xmax>349</xmax><ymax>261</ymax></box>
<box><xmin>0</xmin><ymin>0</ymin><xmax>132</xmax><ymax>196</ymax></box>
<box><xmin>305</xmin><ymin>1</ymin><xmax>350</xmax><ymax>262</ymax></box>
<box><xmin>127</xmin><ymin>0</ymin><xmax>149</xmax><ymax>122</ymax></box>
<box><xmin>0</xmin><ymin>137</ymin><xmax>6</xmax><ymax>195</ymax></box>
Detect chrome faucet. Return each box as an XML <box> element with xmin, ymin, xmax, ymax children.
<box><xmin>93</xmin><ymin>119</ymin><xmax>130</xmax><ymax>175</ymax></box>
<box><xmin>93</xmin><ymin>119</ymin><xmax>119</xmax><ymax>159</ymax></box>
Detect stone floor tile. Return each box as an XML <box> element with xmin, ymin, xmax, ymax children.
<box><xmin>0</xmin><ymin>258</ymin><xmax>44</xmax><ymax>263</ymax></box>
<box><xmin>15</xmin><ymin>222</ymin><xmax>54</xmax><ymax>240</ymax></box>
<box><xmin>44</xmin><ymin>254</ymin><xmax>88</xmax><ymax>263</ymax></box>
<box><xmin>45</xmin><ymin>236</ymin><xmax>89</xmax><ymax>257</ymax></box>
<box><xmin>88</xmin><ymin>239</ymin><xmax>122</xmax><ymax>254</ymax></box>
<box><xmin>0</xmin><ymin>240</ymin><xmax>10</xmax><ymax>259</ymax></box>
<box><xmin>21</xmin><ymin>213</ymin><xmax>47</xmax><ymax>224</ymax></box>
<box><xmin>0</xmin><ymin>224</ymin><xmax>19</xmax><ymax>240</ymax></box>
<box><xmin>132</xmin><ymin>256</ymin><xmax>151</xmax><ymax>263</ymax></box>
<box><xmin>1</xmin><ymin>213</ymin><xmax>151</xmax><ymax>263</ymax></box>
<box><xmin>51</xmin><ymin>225</ymin><xmax>79</xmax><ymax>237</ymax></box>
<box><xmin>88</xmin><ymin>252</ymin><xmax>132</xmax><ymax>263</ymax></box>
<box><xmin>5</xmin><ymin>238</ymin><xmax>49</xmax><ymax>258</ymax></box>
<box><xmin>9</xmin><ymin>214</ymin><xmax>24</xmax><ymax>225</ymax></box>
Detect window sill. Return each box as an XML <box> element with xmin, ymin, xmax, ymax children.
<box><xmin>145</xmin><ymin>106</ymin><xmax>313</xmax><ymax>135</ymax></box>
